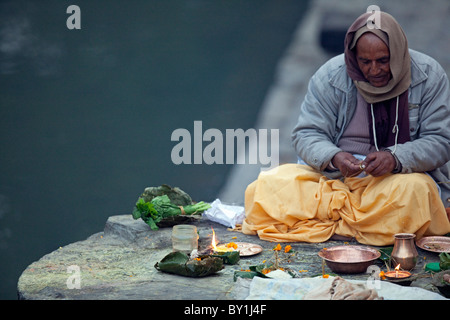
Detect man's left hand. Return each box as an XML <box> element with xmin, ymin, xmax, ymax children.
<box><xmin>361</xmin><ymin>151</ymin><xmax>396</xmax><ymax>177</ymax></box>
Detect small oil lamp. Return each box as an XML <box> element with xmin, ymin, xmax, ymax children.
<box><xmin>211</xmin><ymin>228</ymin><xmax>235</xmax><ymax>253</ymax></box>
<box><xmin>385</xmin><ymin>264</ymin><xmax>412</xmax><ymax>280</ymax></box>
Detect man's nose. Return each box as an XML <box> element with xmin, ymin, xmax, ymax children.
<box><xmin>369</xmin><ymin>62</ymin><xmax>381</xmax><ymax>75</ymax></box>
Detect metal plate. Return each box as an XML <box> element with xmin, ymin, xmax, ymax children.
<box><xmin>416</xmin><ymin>236</ymin><xmax>450</xmax><ymax>253</ymax></box>
<box><xmin>235</xmin><ymin>242</ymin><xmax>263</xmax><ymax>256</ymax></box>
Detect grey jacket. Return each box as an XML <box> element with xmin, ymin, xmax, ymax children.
<box><xmin>291</xmin><ymin>50</ymin><xmax>450</xmax><ymax>207</ymax></box>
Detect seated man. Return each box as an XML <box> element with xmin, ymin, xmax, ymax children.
<box><xmin>242</xmin><ymin>11</ymin><xmax>450</xmax><ymax>246</ymax></box>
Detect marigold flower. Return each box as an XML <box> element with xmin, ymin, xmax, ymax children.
<box><xmin>284</xmin><ymin>245</ymin><xmax>292</xmax><ymax>253</ymax></box>
<box><xmin>379</xmin><ymin>271</ymin><xmax>386</xmax><ymax>280</ymax></box>
<box><xmin>273</xmin><ymin>244</ymin><xmax>282</xmax><ymax>251</ymax></box>
<box><xmin>323</xmin><ymin>274</ymin><xmax>329</xmax><ymax>278</ymax></box>
<box><xmin>262</xmin><ymin>268</ymin><xmax>271</xmax><ymax>274</ymax></box>
<box><xmin>226</xmin><ymin>242</ymin><xmax>238</xmax><ymax>249</ymax></box>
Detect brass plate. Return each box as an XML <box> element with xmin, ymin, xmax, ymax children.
<box><xmin>416</xmin><ymin>236</ymin><xmax>450</xmax><ymax>253</ymax></box>
<box><xmin>235</xmin><ymin>242</ymin><xmax>263</xmax><ymax>256</ymax></box>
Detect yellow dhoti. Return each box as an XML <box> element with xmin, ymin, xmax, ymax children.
<box><xmin>243</xmin><ymin>164</ymin><xmax>450</xmax><ymax>246</ymax></box>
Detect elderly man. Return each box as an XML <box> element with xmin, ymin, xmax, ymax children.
<box><xmin>242</xmin><ymin>11</ymin><xmax>450</xmax><ymax>246</ymax></box>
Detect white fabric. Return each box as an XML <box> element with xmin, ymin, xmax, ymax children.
<box><xmin>202</xmin><ymin>199</ymin><xmax>245</xmax><ymax>229</ymax></box>
<box><xmin>245</xmin><ymin>276</ymin><xmax>447</xmax><ymax>300</ymax></box>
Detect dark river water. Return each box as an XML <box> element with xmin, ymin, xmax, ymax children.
<box><xmin>0</xmin><ymin>0</ymin><xmax>309</xmax><ymax>299</ymax></box>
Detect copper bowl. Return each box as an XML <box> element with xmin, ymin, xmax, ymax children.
<box><xmin>318</xmin><ymin>245</ymin><xmax>381</xmax><ymax>274</ymax></box>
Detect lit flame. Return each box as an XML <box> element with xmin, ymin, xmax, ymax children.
<box><xmin>211</xmin><ymin>227</ymin><xmax>233</xmax><ymax>252</ymax></box>
<box><xmin>395</xmin><ymin>264</ymin><xmax>400</xmax><ymax>277</ymax></box>
<box><xmin>211</xmin><ymin>227</ymin><xmax>218</xmax><ymax>251</ymax></box>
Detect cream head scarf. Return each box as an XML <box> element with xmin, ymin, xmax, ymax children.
<box><xmin>344</xmin><ymin>11</ymin><xmax>411</xmax><ymax>149</ymax></box>
<box><xmin>345</xmin><ymin>11</ymin><xmax>411</xmax><ymax>103</ymax></box>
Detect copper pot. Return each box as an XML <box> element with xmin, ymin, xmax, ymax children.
<box><xmin>391</xmin><ymin>233</ymin><xmax>418</xmax><ymax>271</ymax></box>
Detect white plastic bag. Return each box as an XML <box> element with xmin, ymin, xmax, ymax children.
<box><xmin>202</xmin><ymin>199</ymin><xmax>245</xmax><ymax>229</ymax></box>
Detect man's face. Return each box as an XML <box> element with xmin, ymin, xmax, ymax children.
<box><xmin>355</xmin><ymin>33</ymin><xmax>392</xmax><ymax>87</ymax></box>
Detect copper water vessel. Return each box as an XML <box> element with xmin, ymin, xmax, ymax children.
<box><xmin>391</xmin><ymin>233</ymin><xmax>418</xmax><ymax>271</ymax></box>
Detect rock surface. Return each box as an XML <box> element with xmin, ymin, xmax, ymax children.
<box><xmin>16</xmin><ymin>215</ymin><xmax>325</xmax><ymax>300</ymax></box>
<box><xmin>17</xmin><ymin>214</ymin><xmax>445</xmax><ymax>300</ymax></box>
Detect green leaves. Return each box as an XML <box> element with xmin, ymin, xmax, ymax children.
<box><xmin>233</xmin><ymin>270</ymin><xmax>260</xmax><ymax>281</ymax></box>
<box><xmin>132</xmin><ymin>198</ymin><xmax>160</xmax><ymax>230</ymax></box>
<box><xmin>154</xmin><ymin>252</ymin><xmax>224</xmax><ymax>277</ymax></box>
<box><xmin>151</xmin><ymin>195</ymin><xmax>182</xmax><ymax>217</ymax></box>
<box><xmin>140</xmin><ymin>184</ymin><xmax>193</xmax><ymax>206</ymax></box>
<box><xmin>211</xmin><ymin>251</ymin><xmax>240</xmax><ymax>265</ymax></box>
<box><xmin>132</xmin><ymin>194</ymin><xmax>211</xmax><ymax>230</ymax></box>
<box><xmin>233</xmin><ymin>263</ymin><xmax>271</xmax><ymax>281</ymax></box>
<box><xmin>440</xmin><ymin>252</ymin><xmax>450</xmax><ymax>271</ymax></box>
<box><xmin>183</xmin><ymin>201</ymin><xmax>212</xmax><ymax>215</ymax></box>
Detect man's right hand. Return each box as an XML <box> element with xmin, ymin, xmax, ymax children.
<box><xmin>331</xmin><ymin>152</ymin><xmax>364</xmax><ymax>177</ymax></box>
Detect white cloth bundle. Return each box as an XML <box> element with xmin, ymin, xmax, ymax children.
<box><xmin>202</xmin><ymin>199</ymin><xmax>245</xmax><ymax>229</ymax></box>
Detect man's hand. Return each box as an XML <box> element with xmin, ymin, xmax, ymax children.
<box><xmin>361</xmin><ymin>151</ymin><xmax>396</xmax><ymax>177</ymax></box>
<box><xmin>332</xmin><ymin>152</ymin><xmax>363</xmax><ymax>177</ymax></box>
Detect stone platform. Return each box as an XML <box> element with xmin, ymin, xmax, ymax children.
<box><xmin>17</xmin><ymin>214</ymin><xmax>446</xmax><ymax>300</ymax></box>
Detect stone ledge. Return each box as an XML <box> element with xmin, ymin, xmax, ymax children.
<box><xmin>17</xmin><ymin>214</ymin><xmax>445</xmax><ymax>300</ymax></box>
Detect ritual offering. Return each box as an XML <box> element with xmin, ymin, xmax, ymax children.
<box><xmin>234</xmin><ymin>242</ymin><xmax>263</xmax><ymax>257</ymax></box>
<box><xmin>131</xmin><ymin>185</ymin><xmax>211</xmax><ymax>230</ymax></box>
<box><xmin>209</xmin><ymin>228</ymin><xmax>240</xmax><ymax>264</ymax></box>
<box><xmin>383</xmin><ymin>264</ymin><xmax>413</xmax><ymax>286</ymax></box>
<box><xmin>211</xmin><ymin>250</ymin><xmax>240</xmax><ymax>265</ymax></box>
<box><xmin>384</xmin><ymin>264</ymin><xmax>412</xmax><ymax>280</ymax></box>
<box><xmin>209</xmin><ymin>227</ymin><xmax>262</xmax><ymax>258</ymax></box>
<box><xmin>318</xmin><ymin>245</ymin><xmax>381</xmax><ymax>274</ymax></box>
<box><xmin>154</xmin><ymin>251</ymin><xmax>224</xmax><ymax>277</ymax></box>
<box><xmin>416</xmin><ymin>236</ymin><xmax>450</xmax><ymax>253</ymax></box>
